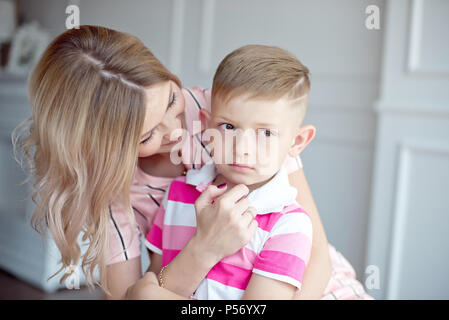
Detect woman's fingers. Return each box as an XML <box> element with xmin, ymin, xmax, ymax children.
<box><xmin>248</xmin><ymin>217</ymin><xmax>259</xmax><ymax>234</ymax></box>
<box><xmin>231</xmin><ymin>197</ymin><xmax>251</xmax><ymax>215</ymax></box>
<box><xmin>194</xmin><ymin>184</ymin><xmax>228</xmax><ymax>212</ymax></box>
<box><xmin>241</xmin><ymin>206</ymin><xmax>257</xmax><ymax>227</ymax></box>
<box><xmin>215</xmin><ymin>184</ymin><xmax>249</xmax><ymax>205</ymax></box>
<box><xmin>142</xmin><ymin>271</ymin><xmax>159</xmax><ymax>285</ymax></box>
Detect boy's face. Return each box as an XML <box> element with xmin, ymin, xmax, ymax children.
<box><xmin>203</xmin><ymin>93</ymin><xmax>309</xmax><ymax>187</ymax></box>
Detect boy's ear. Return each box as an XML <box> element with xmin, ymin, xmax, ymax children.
<box><xmin>288</xmin><ymin>124</ymin><xmax>316</xmax><ymax>158</ymax></box>
<box><xmin>199</xmin><ymin>109</ymin><xmax>211</xmax><ymax>129</ymax></box>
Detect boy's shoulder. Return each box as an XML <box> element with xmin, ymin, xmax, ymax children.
<box><xmin>280</xmin><ymin>202</ymin><xmax>310</xmax><ymax>218</ymax></box>
<box><xmin>166</xmin><ymin>175</ymin><xmax>202</xmax><ymax>205</ymax></box>
<box><xmin>261</xmin><ymin>201</ymin><xmax>312</xmax><ymax>237</ymax></box>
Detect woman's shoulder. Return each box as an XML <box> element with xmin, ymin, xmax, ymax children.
<box><xmin>182</xmin><ymin>86</ymin><xmax>211</xmax><ymax>115</ymax></box>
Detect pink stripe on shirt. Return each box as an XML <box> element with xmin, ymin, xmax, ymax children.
<box><xmin>220</xmin><ymin>247</ymin><xmax>258</xmax><ymax>270</ymax></box>
<box><xmin>254</xmin><ymin>212</ymin><xmax>284</xmax><ymax>232</ymax></box>
<box><xmin>161</xmin><ymin>249</ymin><xmax>181</xmax><ymax>268</ymax></box>
<box><xmin>262</xmin><ymin>232</ymin><xmax>312</xmax><ymax>262</ymax></box>
<box><xmin>162</xmin><ymin>225</ymin><xmax>196</xmax><ymax>250</ymax></box>
<box><xmin>146</xmin><ymin>224</ymin><xmax>162</xmax><ymax>249</ymax></box>
<box><xmin>254</xmin><ymin>250</ymin><xmax>306</xmax><ymax>282</ymax></box>
<box><xmin>167</xmin><ymin>180</ymin><xmax>201</xmax><ymax>204</ymax></box>
<box><xmin>207</xmin><ymin>262</ymin><xmax>253</xmax><ymax>290</ymax></box>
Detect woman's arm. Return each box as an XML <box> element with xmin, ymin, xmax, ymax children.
<box><xmin>288</xmin><ymin>168</ymin><xmax>332</xmax><ymax>299</ymax></box>
<box><xmin>125</xmin><ymin>271</ymin><xmax>189</xmax><ymax>300</ymax></box>
<box><xmin>105</xmin><ymin>257</ymin><xmax>142</xmax><ymax>300</ymax></box>
<box><xmin>148</xmin><ymin>236</ymin><xmax>224</xmax><ymax>297</ymax></box>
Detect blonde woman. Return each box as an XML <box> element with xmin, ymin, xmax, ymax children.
<box><xmin>14</xmin><ymin>25</ymin><xmax>365</xmax><ymax>300</ymax></box>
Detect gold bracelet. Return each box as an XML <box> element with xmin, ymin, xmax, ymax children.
<box><xmin>158</xmin><ymin>265</ymin><xmax>168</xmax><ymax>288</ymax></box>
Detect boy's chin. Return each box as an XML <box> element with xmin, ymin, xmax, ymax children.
<box><xmin>217</xmin><ymin>165</ymin><xmax>274</xmax><ymax>187</ymax></box>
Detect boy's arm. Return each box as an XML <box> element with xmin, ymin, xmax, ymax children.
<box><xmin>288</xmin><ymin>168</ymin><xmax>332</xmax><ymax>299</ymax></box>
<box><xmin>245</xmin><ymin>207</ymin><xmax>312</xmax><ymax>300</ymax></box>
<box><xmin>242</xmin><ymin>274</ymin><xmax>296</xmax><ymax>300</ymax></box>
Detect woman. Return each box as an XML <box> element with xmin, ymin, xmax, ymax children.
<box><xmin>14</xmin><ymin>25</ymin><xmax>365</xmax><ymax>300</ymax></box>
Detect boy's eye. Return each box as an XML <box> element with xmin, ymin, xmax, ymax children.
<box><xmin>258</xmin><ymin>129</ymin><xmax>273</xmax><ymax>137</ymax></box>
<box><xmin>219</xmin><ymin>123</ymin><xmax>235</xmax><ymax>131</ymax></box>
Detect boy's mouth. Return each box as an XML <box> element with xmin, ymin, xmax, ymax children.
<box><xmin>228</xmin><ymin>163</ymin><xmax>255</xmax><ymax>172</ymax></box>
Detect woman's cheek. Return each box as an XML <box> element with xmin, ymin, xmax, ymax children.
<box><xmin>138</xmin><ymin>142</ymin><xmax>160</xmax><ymax>158</ymax></box>
<box><xmin>177</xmin><ymin>90</ymin><xmax>186</xmax><ymax>115</ymax></box>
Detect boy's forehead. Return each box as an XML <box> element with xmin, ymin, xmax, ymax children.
<box><xmin>212</xmin><ymin>94</ymin><xmax>293</xmax><ymax>125</ymax></box>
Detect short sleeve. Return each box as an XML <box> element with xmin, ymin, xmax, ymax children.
<box><xmin>107</xmin><ymin>202</ymin><xmax>142</xmax><ymax>265</ymax></box>
<box><xmin>252</xmin><ymin>208</ymin><xmax>312</xmax><ymax>289</ymax></box>
<box><xmin>283</xmin><ymin>155</ymin><xmax>303</xmax><ymax>174</ymax></box>
<box><xmin>144</xmin><ymin>191</ymin><xmax>169</xmax><ymax>255</ymax></box>
<box><xmin>181</xmin><ymin>87</ymin><xmax>213</xmax><ymax>171</ymax></box>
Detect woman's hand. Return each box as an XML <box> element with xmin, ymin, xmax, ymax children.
<box><xmin>133</xmin><ymin>183</ymin><xmax>259</xmax><ymax>299</ymax></box>
<box><xmin>193</xmin><ymin>183</ymin><xmax>259</xmax><ymax>263</ymax></box>
<box><xmin>125</xmin><ymin>271</ymin><xmax>159</xmax><ymax>300</ymax></box>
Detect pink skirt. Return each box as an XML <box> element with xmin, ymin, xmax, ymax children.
<box><xmin>321</xmin><ymin>245</ymin><xmax>374</xmax><ymax>300</ymax></box>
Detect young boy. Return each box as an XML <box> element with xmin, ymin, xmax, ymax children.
<box><xmin>145</xmin><ymin>45</ymin><xmax>317</xmax><ymax>299</ymax></box>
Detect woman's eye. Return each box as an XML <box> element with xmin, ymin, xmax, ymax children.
<box><xmin>219</xmin><ymin>123</ymin><xmax>235</xmax><ymax>131</ymax></box>
<box><xmin>168</xmin><ymin>92</ymin><xmax>177</xmax><ymax>109</ymax></box>
<box><xmin>140</xmin><ymin>132</ymin><xmax>153</xmax><ymax>145</ymax></box>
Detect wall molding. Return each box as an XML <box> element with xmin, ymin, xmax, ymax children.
<box><xmin>375</xmin><ymin>99</ymin><xmax>449</xmax><ymax>117</ymax></box>
<box><xmin>406</xmin><ymin>0</ymin><xmax>449</xmax><ymax>75</ymax></box>
<box><xmin>198</xmin><ymin>0</ymin><xmax>216</xmax><ymax>75</ymax></box>
<box><xmin>386</xmin><ymin>140</ymin><xmax>449</xmax><ymax>299</ymax></box>
<box><xmin>406</xmin><ymin>0</ymin><xmax>423</xmax><ymax>73</ymax></box>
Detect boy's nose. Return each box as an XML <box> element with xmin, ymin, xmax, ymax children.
<box><xmin>234</xmin><ymin>130</ymin><xmax>256</xmax><ymax>162</ymax></box>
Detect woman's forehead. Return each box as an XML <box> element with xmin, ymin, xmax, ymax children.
<box><xmin>142</xmin><ymin>81</ymin><xmax>171</xmax><ymax>132</ymax></box>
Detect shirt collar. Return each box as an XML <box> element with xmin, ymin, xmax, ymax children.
<box><xmin>185</xmin><ymin>161</ymin><xmax>297</xmax><ymax>215</ymax></box>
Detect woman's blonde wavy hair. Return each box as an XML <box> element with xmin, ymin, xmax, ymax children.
<box><xmin>11</xmin><ymin>25</ymin><xmax>180</xmax><ymax>294</ymax></box>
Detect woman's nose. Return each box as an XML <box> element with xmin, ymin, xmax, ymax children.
<box><xmin>161</xmin><ymin>112</ymin><xmax>177</xmax><ymax>131</ymax></box>
<box><xmin>161</xmin><ymin>114</ymin><xmax>182</xmax><ymax>140</ymax></box>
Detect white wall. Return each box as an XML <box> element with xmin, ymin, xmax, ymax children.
<box><xmin>365</xmin><ymin>0</ymin><xmax>449</xmax><ymax>299</ymax></box>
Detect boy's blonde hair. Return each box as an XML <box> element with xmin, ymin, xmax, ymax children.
<box><xmin>212</xmin><ymin>45</ymin><xmax>310</xmax><ymax>107</ymax></box>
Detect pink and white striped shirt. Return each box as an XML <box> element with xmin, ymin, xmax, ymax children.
<box><xmin>145</xmin><ymin>163</ymin><xmax>313</xmax><ymax>300</ymax></box>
